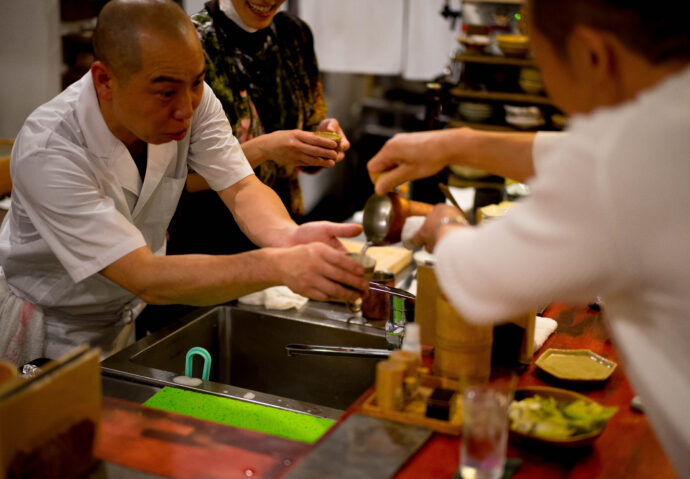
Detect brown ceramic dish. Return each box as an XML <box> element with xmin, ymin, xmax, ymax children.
<box><xmin>509</xmin><ymin>386</ymin><xmax>610</xmax><ymax>448</ymax></box>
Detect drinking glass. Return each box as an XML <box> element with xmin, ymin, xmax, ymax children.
<box><xmin>459</xmin><ymin>383</ymin><xmax>512</xmax><ymax>479</ymax></box>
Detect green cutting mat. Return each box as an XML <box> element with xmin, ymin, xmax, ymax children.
<box><xmin>143</xmin><ymin>387</ymin><xmax>335</xmax><ymax>444</ymax></box>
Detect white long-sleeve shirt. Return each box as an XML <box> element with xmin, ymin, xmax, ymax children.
<box><xmin>434</xmin><ymin>66</ymin><xmax>690</xmax><ymax>476</ymax></box>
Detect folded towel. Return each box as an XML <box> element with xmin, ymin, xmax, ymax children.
<box><xmin>238</xmin><ymin>286</ymin><xmax>308</xmax><ymax>311</ymax></box>
<box><xmin>401</xmin><ymin>216</ymin><xmax>426</xmax><ymax>249</ymax></box>
<box><xmin>534</xmin><ymin>315</ymin><xmax>558</xmax><ymax>351</ymax></box>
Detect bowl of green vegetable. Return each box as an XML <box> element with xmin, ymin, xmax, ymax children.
<box><xmin>508</xmin><ymin>386</ymin><xmax>618</xmax><ymax>448</ymax></box>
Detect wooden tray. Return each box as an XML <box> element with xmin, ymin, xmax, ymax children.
<box><xmin>359</xmin><ymin>374</ymin><xmax>463</xmax><ymax>435</ymax></box>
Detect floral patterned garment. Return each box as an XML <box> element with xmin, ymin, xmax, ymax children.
<box><xmin>191</xmin><ymin>1</ymin><xmax>328</xmax><ymax>215</ymax></box>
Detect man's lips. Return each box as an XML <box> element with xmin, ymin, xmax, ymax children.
<box><xmin>169</xmin><ymin>129</ymin><xmax>187</xmax><ymax>139</ymax></box>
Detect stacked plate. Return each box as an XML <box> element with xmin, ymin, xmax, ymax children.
<box><xmin>458</xmin><ymin>102</ymin><xmax>494</xmax><ymax>123</ymax></box>
<box><xmin>518</xmin><ymin>67</ymin><xmax>544</xmax><ymax>94</ymax></box>
<box><xmin>457</xmin><ymin>35</ymin><xmax>491</xmax><ymax>56</ymax></box>
<box><xmin>504</xmin><ymin>104</ymin><xmax>544</xmax><ymax>129</ymax></box>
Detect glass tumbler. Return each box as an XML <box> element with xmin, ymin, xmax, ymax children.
<box><xmin>459</xmin><ymin>384</ymin><xmax>511</xmax><ymax>479</ymax></box>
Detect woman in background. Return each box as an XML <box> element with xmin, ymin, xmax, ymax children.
<box><xmin>168</xmin><ymin>0</ymin><xmax>350</xmax><ymax>256</ymax></box>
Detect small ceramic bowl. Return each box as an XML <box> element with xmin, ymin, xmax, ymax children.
<box><xmin>518</xmin><ymin>68</ymin><xmax>544</xmax><ymax>94</ymax></box>
<box><xmin>457</xmin><ymin>35</ymin><xmax>491</xmax><ymax>56</ymax></box>
<box><xmin>496</xmin><ymin>34</ymin><xmax>530</xmax><ymax>58</ymax></box>
<box><xmin>458</xmin><ymin>102</ymin><xmax>494</xmax><ymax>122</ymax></box>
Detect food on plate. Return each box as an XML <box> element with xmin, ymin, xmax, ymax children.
<box><xmin>508</xmin><ymin>395</ymin><xmax>617</xmax><ymax>440</ymax></box>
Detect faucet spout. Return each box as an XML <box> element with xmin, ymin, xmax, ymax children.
<box><xmin>367</xmin><ymin>283</ymin><xmax>416</xmax><ymax>349</ymax></box>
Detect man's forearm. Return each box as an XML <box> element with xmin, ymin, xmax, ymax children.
<box><xmin>238</xmin><ymin>135</ymin><xmax>270</xmax><ymax>169</ymax></box>
<box><xmin>101</xmin><ymin>245</ymin><xmax>282</xmax><ymax>306</ymax></box>
<box><xmin>446</xmin><ymin>128</ymin><xmax>537</xmax><ymax>182</ymax></box>
<box><xmin>218</xmin><ymin>175</ymin><xmax>297</xmax><ymax>247</ymax></box>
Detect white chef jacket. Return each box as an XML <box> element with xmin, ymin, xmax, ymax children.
<box><xmin>0</xmin><ymin>73</ymin><xmax>254</xmax><ymax>357</ymax></box>
<box><xmin>434</xmin><ymin>65</ymin><xmax>690</xmax><ymax>476</ymax></box>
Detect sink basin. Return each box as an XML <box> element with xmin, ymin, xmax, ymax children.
<box><xmin>102</xmin><ymin>303</ymin><xmax>388</xmax><ymax>420</ymax></box>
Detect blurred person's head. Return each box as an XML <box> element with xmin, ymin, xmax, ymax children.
<box><xmin>91</xmin><ymin>0</ymin><xmax>206</xmax><ymax>147</ymax></box>
<box><xmin>526</xmin><ymin>0</ymin><xmax>690</xmax><ymax>114</ymax></box>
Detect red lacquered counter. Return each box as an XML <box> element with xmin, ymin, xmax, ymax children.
<box><xmin>96</xmin><ymin>303</ymin><xmax>678</xmax><ymax>479</ymax></box>
<box><xmin>385</xmin><ymin>303</ymin><xmax>678</xmax><ymax>479</ymax></box>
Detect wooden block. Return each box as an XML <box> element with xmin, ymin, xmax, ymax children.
<box><xmin>0</xmin><ymin>346</ymin><xmax>101</xmax><ymax>478</ymax></box>
<box><xmin>340</xmin><ymin>239</ymin><xmax>412</xmax><ymax>276</ymax></box>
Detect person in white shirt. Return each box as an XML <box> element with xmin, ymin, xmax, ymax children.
<box><xmin>367</xmin><ymin>0</ymin><xmax>690</xmax><ymax>475</ymax></box>
<box><xmin>0</xmin><ymin>0</ymin><xmax>368</xmax><ymax>365</ymax></box>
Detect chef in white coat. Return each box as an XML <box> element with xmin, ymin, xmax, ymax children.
<box><xmin>0</xmin><ymin>0</ymin><xmax>368</xmax><ymax>366</ymax></box>
<box><xmin>367</xmin><ymin>0</ymin><xmax>690</xmax><ymax>475</ymax></box>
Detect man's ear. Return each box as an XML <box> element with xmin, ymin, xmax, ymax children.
<box><xmin>569</xmin><ymin>25</ymin><xmax>619</xmax><ymax>87</ymax></box>
<box><xmin>91</xmin><ymin>61</ymin><xmax>115</xmax><ymax>101</ymax></box>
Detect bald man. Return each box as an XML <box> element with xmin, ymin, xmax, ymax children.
<box><xmin>0</xmin><ymin>0</ymin><xmax>367</xmax><ymax>365</ymax></box>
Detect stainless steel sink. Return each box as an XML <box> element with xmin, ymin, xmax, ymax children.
<box><xmin>101</xmin><ymin>302</ymin><xmax>388</xmax><ymax>420</ymax></box>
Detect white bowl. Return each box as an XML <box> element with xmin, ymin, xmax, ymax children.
<box><xmin>506</xmin><ymin>115</ymin><xmax>545</xmax><ymax>129</ymax></box>
<box><xmin>504</xmin><ymin>105</ymin><xmax>542</xmax><ymax>119</ymax></box>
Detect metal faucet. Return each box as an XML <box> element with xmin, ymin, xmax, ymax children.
<box><xmin>285</xmin><ymin>284</ymin><xmax>416</xmax><ymax>359</ymax></box>
<box><xmin>367</xmin><ymin>283</ymin><xmax>416</xmax><ymax>349</ymax></box>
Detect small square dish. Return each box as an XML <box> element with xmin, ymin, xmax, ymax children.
<box><xmin>535</xmin><ymin>348</ymin><xmax>617</xmax><ymax>382</ymax></box>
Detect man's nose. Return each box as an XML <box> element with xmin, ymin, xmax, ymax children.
<box><xmin>173</xmin><ymin>91</ymin><xmax>196</xmax><ymax>121</ymax></box>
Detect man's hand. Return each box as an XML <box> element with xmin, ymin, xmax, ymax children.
<box><xmin>411</xmin><ymin>204</ymin><xmax>469</xmax><ymax>252</ymax></box>
<box><xmin>273</xmin><ymin>243</ymin><xmax>369</xmax><ymax>302</ymax></box>
<box><xmin>367</xmin><ymin>130</ymin><xmax>453</xmax><ymax>195</ymax></box>
<box><xmin>280</xmin><ymin>221</ymin><xmax>363</xmax><ymax>250</ymax></box>
<box><xmin>317</xmin><ymin>118</ymin><xmax>350</xmax><ymax>163</ymax></box>
<box><xmin>255</xmin><ymin>128</ymin><xmax>341</xmax><ymax>168</ymax></box>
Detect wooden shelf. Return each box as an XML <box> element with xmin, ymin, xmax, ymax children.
<box><xmin>448</xmin><ymin>120</ymin><xmax>517</xmax><ymax>132</ymax></box>
<box><xmin>450</xmin><ymin>88</ymin><xmax>553</xmax><ymax>106</ymax></box>
<box><xmin>455</xmin><ymin>53</ymin><xmax>535</xmax><ymax>67</ymax></box>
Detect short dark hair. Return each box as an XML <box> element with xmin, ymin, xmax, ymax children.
<box><xmin>529</xmin><ymin>0</ymin><xmax>690</xmax><ymax>64</ymax></box>
<box><xmin>92</xmin><ymin>0</ymin><xmax>193</xmax><ymax>81</ymax></box>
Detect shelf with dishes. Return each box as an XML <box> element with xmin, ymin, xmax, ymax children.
<box><xmin>449</xmin><ymin>88</ymin><xmax>552</xmax><ymax>106</ymax></box>
<box><xmin>454</xmin><ymin>53</ymin><xmax>536</xmax><ymax>68</ymax></box>
<box><xmin>451</xmin><ymin>34</ymin><xmax>566</xmax><ymax>131</ymax></box>
<box><xmin>449</xmin><ymin>89</ymin><xmax>565</xmax><ymax>131</ymax></box>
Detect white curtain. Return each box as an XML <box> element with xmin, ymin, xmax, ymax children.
<box><xmin>299</xmin><ymin>0</ymin><xmax>461</xmax><ymax>80</ymax></box>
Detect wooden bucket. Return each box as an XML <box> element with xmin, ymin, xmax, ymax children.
<box><xmin>433</xmin><ymin>295</ymin><xmax>493</xmax><ymax>385</ymax></box>
<box><xmin>414</xmin><ymin>262</ymin><xmax>439</xmax><ymax>347</ymax></box>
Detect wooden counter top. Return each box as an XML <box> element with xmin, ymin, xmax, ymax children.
<box><xmin>386</xmin><ymin>303</ymin><xmax>678</xmax><ymax>479</ymax></box>
<box><xmin>96</xmin><ymin>303</ymin><xmax>678</xmax><ymax>478</ymax></box>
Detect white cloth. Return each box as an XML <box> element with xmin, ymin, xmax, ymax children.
<box><xmin>300</xmin><ymin>0</ymin><xmax>461</xmax><ymax>79</ymax></box>
<box><xmin>299</xmin><ymin>0</ymin><xmax>404</xmax><ymax>75</ymax></box>
<box><xmin>0</xmin><ymin>274</ymin><xmax>43</xmax><ymax>366</ymax></box>
<box><xmin>0</xmin><ymin>73</ymin><xmax>253</xmax><ymax>357</ymax></box>
<box><xmin>533</xmin><ymin>315</ymin><xmax>557</xmax><ymax>352</ymax></box>
<box><xmin>219</xmin><ymin>0</ymin><xmax>257</xmax><ymax>33</ymax></box>
<box><xmin>403</xmin><ymin>0</ymin><xmax>462</xmax><ymax>80</ymax></box>
<box><xmin>401</xmin><ymin>216</ymin><xmax>425</xmax><ymax>250</ymax></box>
<box><xmin>434</xmin><ymin>66</ymin><xmax>690</xmax><ymax>476</ymax></box>
<box><xmin>239</xmin><ymin>286</ymin><xmax>309</xmax><ymax>310</ymax></box>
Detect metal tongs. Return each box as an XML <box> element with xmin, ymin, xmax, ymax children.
<box><xmin>285</xmin><ymin>344</ymin><xmax>391</xmax><ymax>359</ymax></box>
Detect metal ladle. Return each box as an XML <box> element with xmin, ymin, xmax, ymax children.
<box><xmin>362</xmin><ymin>193</ymin><xmax>434</xmax><ymax>245</ymax></box>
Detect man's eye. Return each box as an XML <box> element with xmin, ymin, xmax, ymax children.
<box><xmin>162</xmin><ymin>90</ymin><xmax>176</xmax><ymax>98</ymax></box>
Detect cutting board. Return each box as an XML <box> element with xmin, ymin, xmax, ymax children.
<box><xmin>283</xmin><ymin>413</ymin><xmax>432</xmax><ymax>479</ymax></box>
<box><xmin>340</xmin><ymin>239</ymin><xmax>412</xmax><ymax>277</ymax></box>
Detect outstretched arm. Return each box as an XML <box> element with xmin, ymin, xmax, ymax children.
<box><xmin>367</xmin><ymin>128</ymin><xmax>538</xmax><ymax>194</ymax></box>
